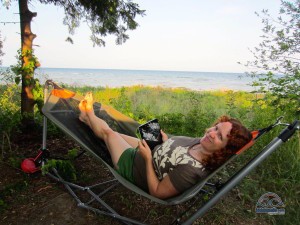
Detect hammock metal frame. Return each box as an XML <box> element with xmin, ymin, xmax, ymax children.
<box><xmin>38</xmin><ymin>80</ymin><xmax>299</xmax><ymax>225</ymax></box>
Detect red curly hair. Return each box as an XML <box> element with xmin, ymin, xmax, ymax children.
<box><xmin>202</xmin><ymin>115</ymin><xmax>252</xmax><ymax>170</ymax></box>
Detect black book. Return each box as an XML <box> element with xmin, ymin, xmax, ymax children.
<box><xmin>137</xmin><ymin>119</ymin><xmax>163</xmax><ymax>150</ymax></box>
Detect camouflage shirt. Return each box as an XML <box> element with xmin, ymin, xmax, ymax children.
<box><xmin>133</xmin><ymin>136</ymin><xmax>208</xmax><ymax>193</ymax></box>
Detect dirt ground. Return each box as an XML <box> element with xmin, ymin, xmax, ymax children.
<box><xmin>0</xmin><ymin>131</ymin><xmax>270</xmax><ymax>225</ymax></box>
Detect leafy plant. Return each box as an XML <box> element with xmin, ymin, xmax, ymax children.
<box><xmin>11</xmin><ymin>49</ymin><xmax>44</xmax><ymax>110</ymax></box>
<box><xmin>0</xmin><ymin>82</ymin><xmax>21</xmax><ymax>159</ymax></box>
<box><xmin>241</xmin><ymin>0</ymin><xmax>300</xmax><ymax>116</ymax></box>
<box><xmin>41</xmin><ymin>148</ymin><xmax>79</xmax><ymax>181</ymax></box>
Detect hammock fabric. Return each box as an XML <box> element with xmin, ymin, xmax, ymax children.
<box><xmin>42</xmin><ymin>85</ymin><xmax>219</xmax><ymax>205</ymax></box>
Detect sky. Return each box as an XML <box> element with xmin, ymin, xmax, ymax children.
<box><xmin>0</xmin><ymin>0</ymin><xmax>282</xmax><ymax>73</ymax></box>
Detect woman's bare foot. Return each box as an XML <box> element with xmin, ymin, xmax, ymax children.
<box><xmin>78</xmin><ymin>99</ymin><xmax>90</xmax><ymax>125</ymax></box>
<box><xmin>78</xmin><ymin>92</ymin><xmax>95</xmax><ymax>126</ymax></box>
<box><xmin>84</xmin><ymin>92</ymin><xmax>94</xmax><ymax>112</ymax></box>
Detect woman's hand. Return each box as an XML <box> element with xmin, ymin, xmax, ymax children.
<box><xmin>138</xmin><ymin>138</ymin><xmax>179</xmax><ymax>199</ymax></box>
<box><xmin>161</xmin><ymin>130</ymin><xmax>168</xmax><ymax>142</ymax></box>
<box><xmin>138</xmin><ymin>139</ymin><xmax>152</xmax><ymax>161</ymax></box>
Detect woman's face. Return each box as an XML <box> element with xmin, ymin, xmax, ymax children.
<box><xmin>200</xmin><ymin>122</ymin><xmax>232</xmax><ymax>154</ymax></box>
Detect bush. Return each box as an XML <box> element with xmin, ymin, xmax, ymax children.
<box><xmin>0</xmin><ymin>84</ymin><xmax>21</xmax><ymax>159</ymax></box>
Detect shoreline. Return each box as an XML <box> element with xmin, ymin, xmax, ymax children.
<box><xmin>1</xmin><ymin>67</ymin><xmax>254</xmax><ymax>92</ymax></box>
<box><xmin>0</xmin><ymin>82</ymin><xmax>256</xmax><ymax>93</ymax></box>
<box><xmin>61</xmin><ymin>83</ymin><xmax>257</xmax><ymax>94</ymax></box>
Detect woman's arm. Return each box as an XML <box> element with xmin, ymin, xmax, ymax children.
<box><xmin>161</xmin><ymin>130</ymin><xmax>168</xmax><ymax>142</ymax></box>
<box><xmin>138</xmin><ymin>140</ymin><xmax>179</xmax><ymax>199</ymax></box>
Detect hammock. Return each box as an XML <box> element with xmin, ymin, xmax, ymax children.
<box><xmin>40</xmin><ymin>80</ymin><xmax>299</xmax><ymax>224</ymax></box>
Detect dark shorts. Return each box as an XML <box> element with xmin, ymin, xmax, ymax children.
<box><xmin>116</xmin><ymin>148</ymin><xmax>137</xmax><ymax>184</ymax></box>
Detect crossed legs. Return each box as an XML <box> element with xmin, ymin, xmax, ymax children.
<box><xmin>78</xmin><ymin>92</ymin><xmax>139</xmax><ymax>169</ymax></box>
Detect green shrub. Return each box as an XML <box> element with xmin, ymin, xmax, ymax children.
<box><xmin>41</xmin><ymin>148</ymin><xmax>79</xmax><ymax>181</ymax></box>
<box><xmin>0</xmin><ymin>84</ymin><xmax>21</xmax><ymax>159</ymax></box>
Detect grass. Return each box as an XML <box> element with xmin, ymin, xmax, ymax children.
<box><xmin>1</xmin><ymin>83</ymin><xmax>299</xmax><ymax>224</ymax></box>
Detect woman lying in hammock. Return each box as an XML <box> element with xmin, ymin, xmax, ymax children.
<box><xmin>78</xmin><ymin>92</ymin><xmax>252</xmax><ymax>199</ymax></box>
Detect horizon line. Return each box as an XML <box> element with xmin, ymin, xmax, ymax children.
<box><xmin>0</xmin><ymin>65</ymin><xmax>247</xmax><ymax>74</ymax></box>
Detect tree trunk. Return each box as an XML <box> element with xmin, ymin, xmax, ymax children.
<box><xmin>18</xmin><ymin>0</ymin><xmax>39</xmax><ymax>129</ymax></box>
